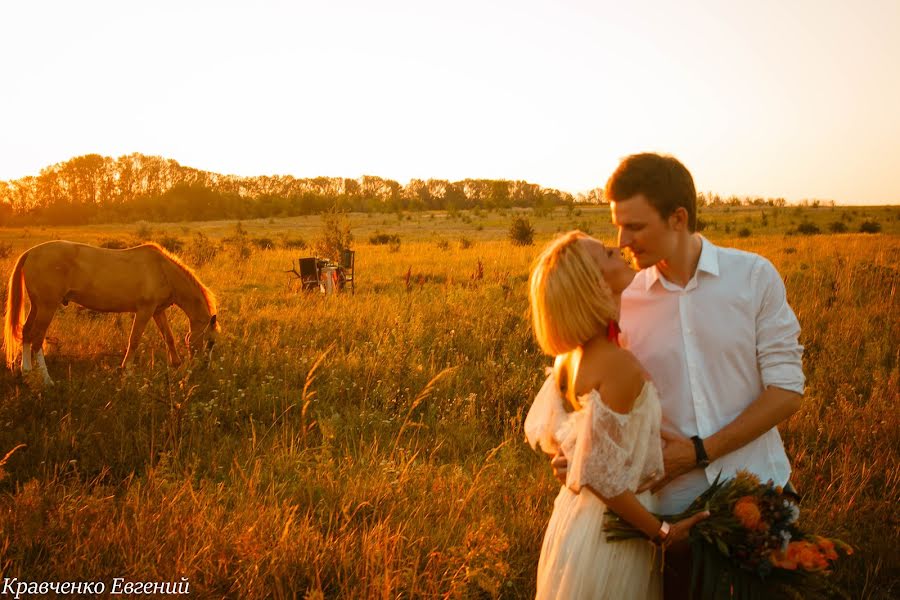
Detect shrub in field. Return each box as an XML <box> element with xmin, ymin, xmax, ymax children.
<box><xmin>369</xmin><ymin>231</ymin><xmax>400</xmax><ymax>246</ymax></box>
<box><xmin>436</xmin><ymin>239</ymin><xmax>450</xmax><ymax>251</ymax></box>
<box><xmin>134</xmin><ymin>220</ymin><xmax>153</xmax><ymax>240</ymax></box>
<box><xmin>231</xmin><ymin>237</ymin><xmax>252</xmax><ymax>261</ymax></box>
<box><xmin>281</xmin><ymin>236</ymin><xmax>307</xmax><ymax>250</ymax></box>
<box><xmin>388</xmin><ymin>237</ymin><xmax>401</xmax><ymax>252</ymax></box>
<box><xmin>696</xmin><ymin>218</ymin><xmax>708</xmax><ymax>232</ymax></box>
<box><xmin>738</xmin><ymin>227</ymin><xmax>751</xmax><ymax>238</ymax></box>
<box><xmin>459</xmin><ymin>237</ymin><xmax>474</xmax><ymax>250</ymax></box>
<box><xmin>315</xmin><ymin>209</ymin><xmax>353</xmax><ymax>262</ymax></box>
<box><xmin>829</xmin><ymin>221</ymin><xmax>849</xmax><ymax>233</ymax></box>
<box><xmin>252</xmin><ymin>237</ymin><xmax>275</xmax><ymax>250</ymax></box>
<box><xmin>186</xmin><ymin>231</ymin><xmax>218</xmax><ymax>267</ymax></box>
<box><xmin>157</xmin><ymin>235</ymin><xmax>184</xmax><ymax>254</ymax></box>
<box><xmin>98</xmin><ymin>238</ymin><xmax>129</xmax><ymax>250</ymax></box>
<box><xmin>797</xmin><ymin>221</ymin><xmax>821</xmax><ymax>235</ymax></box>
<box><xmin>859</xmin><ymin>220</ymin><xmax>881</xmax><ymax>233</ymax></box>
<box><xmin>572</xmin><ymin>221</ymin><xmax>593</xmax><ymax>235</ymax></box>
<box><xmin>509</xmin><ymin>217</ymin><xmax>534</xmax><ymax>246</ymax></box>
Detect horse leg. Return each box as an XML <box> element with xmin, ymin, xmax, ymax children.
<box><xmin>153</xmin><ymin>309</ymin><xmax>182</xmax><ymax>367</ymax></box>
<box><xmin>24</xmin><ymin>304</ymin><xmax>57</xmax><ymax>386</ymax></box>
<box><xmin>19</xmin><ymin>299</ymin><xmax>38</xmax><ymax>373</ymax></box>
<box><xmin>21</xmin><ymin>342</ymin><xmax>32</xmax><ymax>372</ymax></box>
<box><xmin>122</xmin><ymin>308</ymin><xmax>153</xmax><ymax>370</ymax></box>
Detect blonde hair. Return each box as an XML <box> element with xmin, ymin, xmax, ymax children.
<box><xmin>529</xmin><ymin>231</ymin><xmax>618</xmax><ymax>356</ymax></box>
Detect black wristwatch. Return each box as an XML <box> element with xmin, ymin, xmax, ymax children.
<box><xmin>691</xmin><ymin>435</ymin><xmax>710</xmax><ymax>467</ymax></box>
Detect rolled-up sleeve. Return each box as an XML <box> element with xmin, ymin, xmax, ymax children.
<box><xmin>753</xmin><ymin>258</ymin><xmax>805</xmax><ymax>394</ymax></box>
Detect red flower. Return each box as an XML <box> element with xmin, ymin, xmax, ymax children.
<box><xmin>734</xmin><ymin>496</ymin><xmax>764</xmax><ymax>531</ymax></box>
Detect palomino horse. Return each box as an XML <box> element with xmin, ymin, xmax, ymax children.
<box><xmin>4</xmin><ymin>241</ymin><xmax>219</xmax><ymax>385</ymax></box>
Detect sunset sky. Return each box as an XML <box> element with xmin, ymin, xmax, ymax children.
<box><xmin>1</xmin><ymin>0</ymin><xmax>898</xmax><ymax>205</ymax></box>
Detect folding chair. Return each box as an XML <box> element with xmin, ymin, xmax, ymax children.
<box><xmin>297</xmin><ymin>257</ymin><xmax>321</xmax><ymax>292</ymax></box>
<box><xmin>340</xmin><ymin>249</ymin><xmax>355</xmax><ymax>294</ymax></box>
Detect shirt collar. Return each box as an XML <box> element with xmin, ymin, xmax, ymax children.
<box><xmin>643</xmin><ymin>236</ymin><xmax>720</xmax><ymax>291</ymax></box>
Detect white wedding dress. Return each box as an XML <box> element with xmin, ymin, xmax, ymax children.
<box><xmin>525</xmin><ymin>371</ymin><xmax>665</xmax><ymax>600</ymax></box>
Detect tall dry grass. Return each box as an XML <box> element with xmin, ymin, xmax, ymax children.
<box><xmin>0</xmin><ymin>209</ymin><xmax>897</xmax><ymax>598</ymax></box>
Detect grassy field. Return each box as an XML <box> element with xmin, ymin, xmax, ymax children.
<box><xmin>0</xmin><ymin>205</ymin><xmax>898</xmax><ymax>598</ymax></box>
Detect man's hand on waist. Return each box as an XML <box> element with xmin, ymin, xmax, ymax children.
<box><xmin>639</xmin><ymin>429</ymin><xmax>699</xmax><ymax>494</ymax></box>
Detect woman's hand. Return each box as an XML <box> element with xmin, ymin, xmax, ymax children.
<box><xmin>665</xmin><ymin>510</ymin><xmax>710</xmax><ymax>546</ymax></box>
<box><xmin>550</xmin><ymin>452</ymin><xmax>568</xmax><ymax>485</ymax></box>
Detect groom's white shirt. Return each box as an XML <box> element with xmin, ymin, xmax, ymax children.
<box><xmin>620</xmin><ymin>236</ymin><xmax>804</xmax><ymax>514</ymax></box>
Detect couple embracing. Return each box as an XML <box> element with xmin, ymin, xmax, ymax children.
<box><xmin>525</xmin><ymin>153</ymin><xmax>804</xmax><ymax>599</ymax></box>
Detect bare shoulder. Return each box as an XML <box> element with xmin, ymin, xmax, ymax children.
<box><xmin>575</xmin><ymin>347</ymin><xmax>647</xmax><ymax>415</ymax></box>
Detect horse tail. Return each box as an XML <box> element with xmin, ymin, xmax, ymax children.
<box><xmin>4</xmin><ymin>249</ymin><xmax>28</xmax><ymax>369</ymax></box>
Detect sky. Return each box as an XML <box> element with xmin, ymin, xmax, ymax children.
<box><xmin>1</xmin><ymin>0</ymin><xmax>898</xmax><ymax>205</ymax></box>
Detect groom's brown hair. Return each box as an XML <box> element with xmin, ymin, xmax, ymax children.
<box><xmin>605</xmin><ymin>153</ymin><xmax>698</xmax><ymax>232</ymax></box>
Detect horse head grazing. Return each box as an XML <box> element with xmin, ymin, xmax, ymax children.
<box><xmin>187</xmin><ymin>314</ymin><xmax>220</xmax><ymax>363</ymax></box>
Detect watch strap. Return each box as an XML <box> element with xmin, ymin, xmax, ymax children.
<box><xmin>690</xmin><ymin>435</ymin><xmax>710</xmax><ymax>467</ymax></box>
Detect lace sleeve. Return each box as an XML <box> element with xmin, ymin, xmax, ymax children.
<box><xmin>524</xmin><ymin>369</ymin><xmax>567</xmax><ymax>455</ymax></box>
<box><xmin>563</xmin><ymin>393</ymin><xmax>633</xmax><ymax>498</ymax></box>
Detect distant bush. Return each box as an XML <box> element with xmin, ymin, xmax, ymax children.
<box><xmin>436</xmin><ymin>239</ymin><xmax>450</xmax><ymax>251</ymax></box>
<box><xmin>252</xmin><ymin>237</ymin><xmax>275</xmax><ymax>250</ymax></box>
<box><xmin>459</xmin><ymin>237</ymin><xmax>474</xmax><ymax>250</ymax></box>
<box><xmin>315</xmin><ymin>209</ymin><xmax>353</xmax><ymax>263</ymax></box>
<box><xmin>134</xmin><ymin>221</ymin><xmax>153</xmax><ymax>240</ymax></box>
<box><xmin>797</xmin><ymin>222</ymin><xmax>820</xmax><ymax>235</ymax></box>
<box><xmin>738</xmin><ymin>228</ymin><xmax>751</xmax><ymax>238</ymax></box>
<box><xmin>859</xmin><ymin>221</ymin><xmax>882</xmax><ymax>233</ymax></box>
<box><xmin>157</xmin><ymin>235</ymin><xmax>184</xmax><ymax>254</ymax></box>
<box><xmin>281</xmin><ymin>237</ymin><xmax>307</xmax><ymax>250</ymax></box>
<box><xmin>509</xmin><ymin>217</ymin><xmax>534</xmax><ymax>246</ymax></box>
<box><xmin>388</xmin><ymin>238</ymin><xmax>401</xmax><ymax>253</ymax></box>
<box><xmin>98</xmin><ymin>238</ymin><xmax>129</xmax><ymax>250</ymax></box>
<box><xmin>369</xmin><ymin>231</ymin><xmax>400</xmax><ymax>246</ymax></box>
<box><xmin>572</xmin><ymin>221</ymin><xmax>593</xmax><ymax>235</ymax></box>
<box><xmin>234</xmin><ymin>243</ymin><xmax>252</xmax><ymax>261</ymax></box>
<box><xmin>187</xmin><ymin>232</ymin><xmax>219</xmax><ymax>268</ymax></box>
<box><xmin>0</xmin><ymin>242</ymin><xmax>13</xmax><ymax>259</ymax></box>
<box><xmin>829</xmin><ymin>221</ymin><xmax>848</xmax><ymax>233</ymax></box>
<box><xmin>696</xmin><ymin>218</ymin><xmax>708</xmax><ymax>232</ymax></box>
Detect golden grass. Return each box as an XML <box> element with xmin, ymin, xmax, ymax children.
<box><xmin>0</xmin><ymin>207</ymin><xmax>897</xmax><ymax>598</ymax></box>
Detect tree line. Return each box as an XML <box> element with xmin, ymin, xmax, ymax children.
<box><xmin>0</xmin><ymin>153</ymin><xmax>588</xmax><ymax>225</ymax></box>
<box><xmin>0</xmin><ymin>153</ymin><xmax>827</xmax><ymax>226</ymax></box>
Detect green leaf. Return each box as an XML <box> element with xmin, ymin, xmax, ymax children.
<box><xmin>715</xmin><ymin>537</ymin><xmax>730</xmax><ymax>557</ymax></box>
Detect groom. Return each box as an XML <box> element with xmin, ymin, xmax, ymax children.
<box><xmin>554</xmin><ymin>153</ymin><xmax>805</xmax><ymax>599</ymax></box>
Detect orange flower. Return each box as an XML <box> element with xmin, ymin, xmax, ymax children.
<box><xmin>776</xmin><ymin>541</ymin><xmax>829</xmax><ymax>572</ymax></box>
<box><xmin>797</xmin><ymin>545</ymin><xmax>827</xmax><ymax>570</ymax></box>
<box><xmin>815</xmin><ymin>537</ymin><xmax>839</xmax><ymax>561</ymax></box>
<box><xmin>770</xmin><ymin>549</ymin><xmax>797</xmax><ymax>570</ymax></box>
<box><xmin>733</xmin><ymin>496</ymin><xmax>763</xmax><ymax>530</ymax></box>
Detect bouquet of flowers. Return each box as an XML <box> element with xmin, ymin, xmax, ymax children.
<box><xmin>604</xmin><ymin>470</ymin><xmax>853</xmax><ymax>599</ymax></box>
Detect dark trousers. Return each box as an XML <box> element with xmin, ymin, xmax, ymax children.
<box><xmin>663</xmin><ymin>540</ymin><xmax>695</xmax><ymax>600</ymax></box>
<box><xmin>663</xmin><ymin>480</ymin><xmax>801</xmax><ymax>599</ymax></box>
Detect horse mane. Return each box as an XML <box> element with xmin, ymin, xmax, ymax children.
<box><xmin>142</xmin><ymin>243</ymin><xmax>218</xmax><ymax>323</ymax></box>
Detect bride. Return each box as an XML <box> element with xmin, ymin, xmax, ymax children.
<box><xmin>525</xmin><ymin>231</ymin><xmax>708</xmax><ymax>599</ymax></box>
